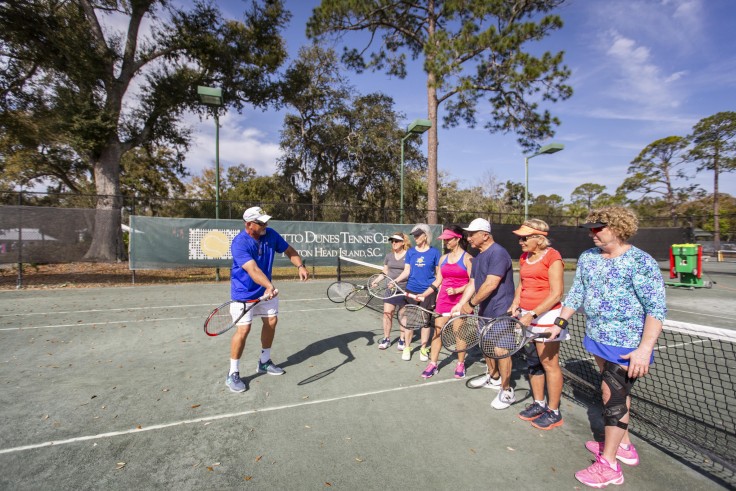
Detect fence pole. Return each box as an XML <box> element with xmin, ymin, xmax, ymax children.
<box><xmin>16</xmin><ymin>190</ymin><xmax>23</xmax><ymax>290</ymax></box>
<box><xmin>131</xmin><ymin>194</ymin><xmax>136</xmax><ymax>285</ymax></box>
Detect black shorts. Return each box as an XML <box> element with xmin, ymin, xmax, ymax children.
<box><xmin>406</xmin><ymin>289</ymin><xmax>437</xmax><ymax>311</ymax></box>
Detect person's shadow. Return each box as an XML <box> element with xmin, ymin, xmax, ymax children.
<box><xmin>242</xmin><ymin>331</ymin><xmax>375</xmax><ymax>387</ymax></box>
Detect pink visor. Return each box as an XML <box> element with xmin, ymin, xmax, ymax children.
<box><xmin>437</xmin><ymin>229</ymin><xmax>463</xmax><ymax>240</ymax></box>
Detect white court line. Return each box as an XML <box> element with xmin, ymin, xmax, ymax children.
<box><xmin>666</xmin><ymin>308</ymin><xmax>731</xmax><ymax>321</ymax></box>
<box><xmin>0</xmin><ymin>297</ymin><xmax>329</xmax><ymax>318</ymax></box>
<box><xmin>0</xmin><ymin>306</ymin><xmax>345</xmax><ymax>331</ymax></box>
<box><xmin>0</xmin><ymin>378</ymin><xmax>459</xmax><ymax>455</ymax></box>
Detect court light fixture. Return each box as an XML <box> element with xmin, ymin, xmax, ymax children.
<box><xmin>197</xmin><ymin>85</ymin><xmax>224</xmax><ymax>280</ymax></box>
<box><xmin>524</xmin><ymin>142</ymin><xmax>564</xmax><ymax>220</ymax></box>
<box><xmin>400</xmin><ymin>118</ymin><xmax>432</xmax><ymax>224</ymax></box>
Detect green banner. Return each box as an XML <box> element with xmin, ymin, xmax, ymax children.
<box><xmin>129</xmin><ymin>216</ymin><xmax>441</xmax><ymax>269</ymax></box>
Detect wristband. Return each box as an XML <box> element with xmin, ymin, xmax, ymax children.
<box><xmin>529</xmin><ymin>310</ymin><xmax>538</xmax><ymax>319</ymax></box>
<box><xmin>553</xmin><ymin>317</ymin><xmax>569</xmax><ymax>329</ymax></box>
<box><xmin>429</xmin><ymin>284</ymin><xmax>438</xmax><ymax>293</ymax></box>
<box><xmin>297</xmin><ymin>264</ymin><xmax>306</xmax><ymax>269</ymax></box>
<box><xmin>468</xmin><ymin>299</ymin><xmax>476</xmax><ymax>308</ymax></box>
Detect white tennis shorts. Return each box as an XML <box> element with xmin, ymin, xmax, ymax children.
<box><xmin>230</xmin><ymin>297</ymin><xmax>279</xmax><ymax>325</ymax></box>
<box><xmin>521</xmin><ymin>307</ymin><xmax>570</xmax><ymax>342</ymax></box>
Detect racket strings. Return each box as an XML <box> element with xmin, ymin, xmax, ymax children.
<box><xmin>479</xmin><ymin>317</ymin><xmax>525</xmax><ymax>358</ymax></box>
<box><xmin>345</xmin><ymin>288</ymin><xmax>371</xmax><ymax>311</ymax></box>
<box><xmin>368</xmin><ymin>274</ymin><xmax>397</xmax><ymax>299</ymax></box>
<box><xmin>441</xmin><ymin>316</ymin><xmax>481</xmax><ymax>352</ymax></box>
<box><xmin>400</xmin><ymin>305</ymin><xmax>431</xmax><ymax>329</ymax></box>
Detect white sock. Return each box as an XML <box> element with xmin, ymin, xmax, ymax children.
<box><xmin>260</xmin><ymin>348</ymin><xmax>271</xmax><ymax>364</ymax></box>
<box><xmin>535</xmin><ymin>399</ymin><xmax>547</xmax><ymax>407</ymax></box>
<box><xmin>229</xmin><ymin>359</ymin><xmax>239</xmax><ymax>376</ymax></box>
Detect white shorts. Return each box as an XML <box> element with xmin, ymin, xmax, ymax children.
<box><xmin>230</xmin><ymin>297</ymin><xmax>279</xmax><ymax>325</ymax></box>
<box><xmin>521</xmin><ymin>307</ymin><xmax>570</xmax><ymax>343</ymax></box>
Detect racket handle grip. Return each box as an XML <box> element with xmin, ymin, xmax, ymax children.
<box><xmin>260</xmin><ymin>289</ymin><xmax>278</xmax><ymax>301</ymax></box>
<box><xmin>538</xmin><ymin>331</ymin><xmax>552</xmax><ymax>338</ymax></box>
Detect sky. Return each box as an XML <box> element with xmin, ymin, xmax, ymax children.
<box><xmin>184</xmin><ymin>0</ymin><xmax>736</xmax><ymax>204</ymax></box>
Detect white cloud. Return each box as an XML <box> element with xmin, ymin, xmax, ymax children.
<box><xmin>185</xmin><ymin>113</ymin><xmax>282</xmax><ymax>179</ymax></box>
<box><xmin>602</xmin><ymin>30</ymin><xmax>684</xmax><ymax>109</ymax></box>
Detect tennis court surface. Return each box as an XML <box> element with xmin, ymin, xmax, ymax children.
<box><xmin>0</xmin><ymin>265</ymin><xmax>734</xmax><ymax>489</ymax></box>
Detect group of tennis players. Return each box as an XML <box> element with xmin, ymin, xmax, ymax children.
<box><xmin>225</xmin><ymin>205</ymin><xmax>666</xmax><ymax>488</ymax></box>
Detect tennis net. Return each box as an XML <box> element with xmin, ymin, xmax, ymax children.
<box><xmin>560</xmin><ymin>318</ymin><xmax>735</xmax><ymax>487</ymax></box>
<box><xmin>336</xmin><ymin>255</ymin><xmax>735</xmax><ymax>486</ymax></box>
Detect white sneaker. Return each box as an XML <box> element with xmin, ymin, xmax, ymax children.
<box><xmin>491</xmin><ymin>388</ymin><xmax>516</xmax><ymax>410</ymax></box>
<box><xmin>419</xmin><ymin>347</ymin><xmax>430</xmax><ymax>362</ymax></box>
<box><xmin>469</xmin><ymin>373</ymin><xmax>502</xmax><ymax>389</ymax></box>
<box><xmin>402</xmin><ymin>347</ymin><xmax>411</xmax><ymax>361</ymax></box>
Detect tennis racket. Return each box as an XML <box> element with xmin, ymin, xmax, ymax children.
<box><xmin>367</xmin><ymin>273</ymin><xmax>419</xmax><ymax>300</ymax></box>
<box><xmin>327</xmin><ymin>281</ymin><xmax>357</xmax><ymax>303</ymax></box>
<box><xmin>478</xmin><ymin>316</ymin><xmax>551</xmax><ymax>359</ymax></box>
<box><xmin>344</xmin><ymin>286</ymin><xmax>372</xmax><ymax>311</ymax></box>
<box><xmin>396</xmin><ymin>304</ymin><xmax>449</xmax><ymax>330</ymax></box>
<box><xmin>203</xmin><ymin>291</ymin><xmax>275</xmax><ymax>337</ymax></box>
<box><xmin>440</xmin><ymin>314</ymin><xmax>486</xmax><ymax>353</ymax></box>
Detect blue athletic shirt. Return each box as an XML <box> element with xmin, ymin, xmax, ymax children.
<box><xmin>405</xmin><ymin>246</ymin><xmax>440</xmax><ymax>293</ymax></box>
<box><xmin>472</xmin><ymin>242</ymin><xmax>515</xmax><ymax>318</ymax></box>
<box><xmin>230</xmin><ymin>228</ymin><xmax>289</xmax><ymax>301</ymax></box>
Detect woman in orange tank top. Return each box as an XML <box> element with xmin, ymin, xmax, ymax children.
<box><xmin>509</xmin><ymin>219</ymin><xmax>568</xmax><ymax>431</ymax></box>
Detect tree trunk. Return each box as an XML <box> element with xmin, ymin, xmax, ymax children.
<box><xmin>713</xmin><ymin>151</ymin><xmax>720</xmax><ymax>251</ymax></box>
<box><xmin>84</xmin><ymin>143</ymin><xmax>126</xmax><ymax>261</ymax></box>
<box><xmin>426</xmin><ymin>0</ymin><xmax>438</xmax><ymax>225</ymax></box>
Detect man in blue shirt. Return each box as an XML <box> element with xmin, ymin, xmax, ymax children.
<box><xmin>226</xmin><ymin>207</ymin><xmax>309</xmax><ymax>393</ymax></box>
<box><xmin>452</xmin><ymin>218</ymin><xmax>516</xmax><ymax>409</ymax></box>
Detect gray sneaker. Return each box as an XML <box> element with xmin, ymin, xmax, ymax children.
<box><xmin>257</xmin><ymin>359</ymin><xmax>285</xmax><ymax>375</ymax></box>
<box><xmin>226</xmin><ymin>371</ymin><xmax>246</xmax><ymax>392</ymax></box>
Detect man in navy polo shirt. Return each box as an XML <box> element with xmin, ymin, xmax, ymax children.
<box><xmin>225</xmin><ymin>207</ymin><xmax>309</xmax><ymax>393</ymax></box>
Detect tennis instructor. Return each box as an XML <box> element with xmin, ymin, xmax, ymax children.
<box><xmin>226</xmin><ymin>206</ymin><xmax>309</xmax><ymax>393</ymax></box>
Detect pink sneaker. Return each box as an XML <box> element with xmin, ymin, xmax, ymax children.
<box><xmin>575</xmin><ymin>455</ymin><xmax>624</xmax><ymax>488</ymax></box>
<box><xmin>585</xmin><ymin>441</ymin><xmax>640</xmax><ymax>466</ymax></box>
<box><xmin>421</xmin><ymin>363</ymin><xmax>438</xmax><ymax>379</ymax></box>
<box><xmin>454</xmin><ymin>362</ymin><xmax>466</xmax><ymax>379</ymax></box>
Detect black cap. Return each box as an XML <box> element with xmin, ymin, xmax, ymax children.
<box><xmin>580</xmin><ymin>221</ymin><xmax>607</xmax><ymax>229</ymax></box>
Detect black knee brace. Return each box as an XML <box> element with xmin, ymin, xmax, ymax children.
<box><xmin>524</xmin><ymin>343</ymin><xmax>544</xmax><ymax>376</ymax></box>
<box><xmin>602</xmin><ymin>361</ymin><xmax>635</xmax><ymax>429</ymax></box>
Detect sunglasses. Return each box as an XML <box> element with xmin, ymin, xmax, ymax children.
<box><xmin>589</xmin><ymin>226</ymin><xmax>605</xmax><ymax>233</ymax></box>
<box><xmin>389</xmin><ymin>239</ymin><xmax>403</xmax><ymax>243</ymax></box>
<box><xmin>519</xmin><ymin>236</ymin><xmax>535</xmax><ymax>242</ymax></box>
<box><xmin>253</xmin><ymin>220</ymin><xmax>267</xmax><ymax>227</ymax></box>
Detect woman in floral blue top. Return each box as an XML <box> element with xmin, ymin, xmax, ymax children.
<box><xmin>551</xmin><ymin>207</ymin><xmax>666</xmax><ymax>488</ymax></box>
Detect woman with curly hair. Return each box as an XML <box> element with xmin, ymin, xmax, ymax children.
<box><xmin>552</xmin><ymin>207</ymin><xmax>666</xmax><ymax>488</ymax></box>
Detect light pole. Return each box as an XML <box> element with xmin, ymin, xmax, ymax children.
<box><xmin>524</xmin><ymin>142</ymin><xmax>564</xmax><ymax>220</ymax></box>
<box><xmin>400</xmin><ymin>118</ymin><xmax>431</xmax><ymax>224</ymax></box>
<box><xmin>197</xmin><ymin>85</ymin><xmax>223</xmax><ymax>280</ymax></box>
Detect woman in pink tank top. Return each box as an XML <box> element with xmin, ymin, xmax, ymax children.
<box><xmin>415</xmin><ymin>225</ymin><xmax>473</xmax><ymax>379</ymax></box>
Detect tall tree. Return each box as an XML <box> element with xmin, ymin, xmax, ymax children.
<box><xmin>617</xmin><ymin>136</ymin><xmax>697</xmax><ymax>225</ymax></box>
<box><xmin>306</xmin><ymin>0</ymin><xmax>572</xmax><ymax>224</ymax></box>
<box><xmin>0</xmin><ymin>0</ymin><xmax>289</xmax><ymax>260</ymax></box>
<box><xmin>688</xmin><ymin>112</ymin><xmax>736</xmax><ymax>249</ymax></box>
<box><xmin>278</xmin><ymin>45</ymin><xmax>426</xmax><ymax>223</ymax></box>
<box><xmin>570</xmin><ymin>183</ymin><xmax>606</xmax><ymax>212</ymax></box>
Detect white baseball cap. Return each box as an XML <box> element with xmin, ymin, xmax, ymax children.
<box><xmin>243</xmin><ymin>206</ymin><xmax>272</xmax><ymax>223</ymax></box>
<box><xmin>463</xmin><ymin>218</ymin><xmax>491</xmax><ymax>233</ymax></box>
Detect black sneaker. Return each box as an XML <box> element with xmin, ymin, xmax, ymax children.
<box><xmin>518</xmin><ymin>402</ymin><xmax>546</xmax><ymax>421</ymax></box>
